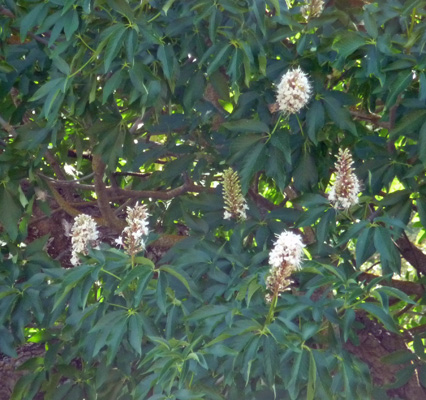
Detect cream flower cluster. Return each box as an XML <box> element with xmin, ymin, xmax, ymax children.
<box><xmin>70</xmin><ymin>214</ymin><xmax>99</xmax><ymax>266</ymax></box>
<box><xmin>116</xmin><ymin>203</ymin><xmax>149</xmax><ymax>257</ymax></box>
<box><xmin>266</xmin><ymin>231</ymin><xmax>305</xmax><ymax>302</ymax></box>
<box><xmin>328</xmin><ymin>148</ymin><xmax>361</xmax><ymax>210</ymax></box>
<box><xmin>222</xmin><ymin>168</ymin><xmax>248</xmax><ymax>221</ymax></box>
<box><xmin>276</xmin><ymin>67</ymin><xmax>312</xmax><ymax>115</ymax></box>
<box><xmin>302</xmin><ymin>0</ymin><xmax>325</xmax><ymax>20</ymax></box>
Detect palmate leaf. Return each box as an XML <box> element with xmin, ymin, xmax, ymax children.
<box><xmin>223</xmin><ymin>119</ymin><xmax>269</xmax><ymax>133</ymax></box>
<box><xmin>0</xmin><ymin>187</ymin><xmax>22</xmax><ymax>240</ymax></box>
<box><xmin>239</xmin><ymin>142</ymin><xmax>266</xmax><ymax>193</ymax></box>
<box><xmin>357</xmin><ymin>303</ymin><xmax>398</xmax><ymax>333</ymax></box>
<box><xmin>332</xmin><ymin>31</ymin><xmax>367</xmax><ymax>59</ymax></box>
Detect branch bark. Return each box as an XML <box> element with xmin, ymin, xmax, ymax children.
<box><xmin>345</xmin><ymin>312</ymin><xmax>426</xmax><ymax>399</ymax></box>
<box><xmin>396</xmin><ymin>234</ymin><xmax>426</xmax><ymax>276</ymax></box>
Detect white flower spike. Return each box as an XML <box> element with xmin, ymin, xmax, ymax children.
<box><xmin>120</xmin><ymin>203</ymin><xmax>149</xmax><ymax>257</ymax></box>
<box><xmin>70</xmin><ymin>214</ymin><xmax>99</xmax><ymax>266</ymax></box>
<box><xmin>266</xmin><ymin>231</ymin><xmax>305</xmax><ymax>302</ymax></box>
<box><xmin>302</xmin><ymin>0</ymin><xmax>325</xmax><ymax>20</ymax></box>
<box><xmin>276</xmin><ymin>67</ymin><xmax>312</xmax><ymax>115</ymax></box>
<box><xmin>328</xmin><ymin>148</ymin><xmax>361</xmax><ymax>210</ymax></box>
<box><xmin>222</xmin><ymin>168</ymin><xmax>249</xmax><ymax>221</ymax></box>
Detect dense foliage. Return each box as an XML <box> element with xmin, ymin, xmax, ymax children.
<box><xmin>1</xmin><ymin>0</ymin><xmax>426</xmax><ymax>398</ymax></box>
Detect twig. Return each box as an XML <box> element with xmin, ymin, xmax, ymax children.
<box><xmin>349</xmin><ymin>110</ymin><xmax>391</xmax><ymax>129</ymax></box>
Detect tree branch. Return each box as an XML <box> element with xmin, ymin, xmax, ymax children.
<box><xmin>92</xmin><ymin>155</ymin><xmax>125</xmax><ymax>232</ymax></box>
<box><xmin>395</xmin><ymin>234</ymin><xmax>426</xmax><ymax>276</ymax></box>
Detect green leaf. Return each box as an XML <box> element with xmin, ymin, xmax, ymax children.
<box><xmin>336</xmin><ymin>221</ymin><xmax>369</xmax><ymax>246</ymax></box>
<box><xmin>391</xmin><ymin>109</ymin><xmax>426</xmax><ymax>138</ymax></box>
<box><xmin>156</xmin><ymin>272</ymin><xmax>168</xmax><ymax>314</ymax></box>
<box><xmin>374</xmin><ymin>286</ymin><xmax>416</xmax><ymax>305</ymax></box>
<box><xmin>381</xmin><ymin>349</ymin><xmax>416</xmax><ymax>365</ymax></box>
<box><xmin>253</xmin><ymin>0</ymin><xmax>266</xmax><ymax>37</ymax></box>
<box><xmin>53</xmin><ymin>265</ymin><xmax>94</xmax><ymax>311</ymax></box>
<box><xmin>258</xmin><ymin>53</ymin><xmax>267</xmax><ymax>76</ymax></box>
<box><xmin>373</xmin><ymin>227</ymin><xmax>394</xmax><ymax>261</ymax></box>
<box><xmin>306</xmin><ymin>100</ymin><xmax>325</xmax><ymax>144</ymax></box>
<box><xmin>342</xmin><ymin>309</ymin><xmax>355</xmax><ymax>342</ymax></box>
<box><xmin>293</xmin><ymin>151</ymin><xmax>319</xmax><ymax>192</ymax></box>
<box><xmin>107</xmin><ymin>0</ymin><xmax>135</xmax><ymax>21</ymax></box>
<box><xmin>363</xmin><ymin>10</ymin><xmax>378</xmax><ymax>38</ymax></box>
<box><xmin>183</xmin><ymin>71</ymin><xmax>205</xmax><ymax>110</ymax></box>
<box><xmin>332</xmin><ymin>32</ymin><xmax>367</xmax><ymax>59</ymax></box>
<box><xmin>316</xmin><ymin>208</ymin><xmax>335</xmax><ymax>246</ymax></box>
<box><xmin>104</xmin><ymin>24</ymin><xmax>127</xmax><ymax>72</ymax></box>
<box><xmin>0</xmin><ymin>60</ymin><xmax>15</xmax><ymax>73</ymax></box>
<box><xmin>29</xmin><ymin>77</ymin><xmax>66</xmax><ymax>102</ymax></box>
<box><xmin>240</xmin><ymin>142</ymin><xmax>266</xmax><ymax>193</ymax></box>
<box><xmin>288</xmin><ymin>350</ymin><xmax>306</xmax><ymax>399</ymax></box>
<box><xmin>162</xmin><ymin>0</ymin><xmax>176</xmax><ymax>14</ymax></box>
<box><xmin>357</xmin><ymin>303</ymin><xmax>398</xmax><ymax>333</ymax></box>
<box><xmin>386</xmin><ymin>70</ymin><xmax>412</xmax><ymax>109</ymax></box>
<box><xmin>64</xmin><ymin>9</ymin><xmax>79</xmax><ymax>41</ymax></box>
<box><xmin>223</xmin><ymin>119</ymin><xmax>269</xmax><ymax>133</ymax></box>
<box><xmin>0</xmin><ymin>327</ymin><xmax>17</xmax><ymax>358</ymax></box>
<box><xmin>323</xmin><ymin>96</ymin><xmax>357</xmax><ymax>135</ymax></box>
<box><xmin>295</xmin><ymin>206</ymin><xmax>327</xmax><ymax>228</ymax></box>
<box><xmin>205</xmin><ymin>319</ymin><xmax>262</xmax><ymax>347</ymax></box>
<box><xmin>103</xmin><ymin>69</ymin><xmax>124</xmax><ymax>104</ymax></box>
<box><xmin>206</xmin><ymin>44</ymin><xmax>232</xmax><ymax>76</ymax></box>
<box><xmin>270</xmin><ymin>131</ymin><xmax>291</xmax><ymax>165</ymax></box>
<box><xmin>90</xmin><ymin>310</ymin><xmax>127</xmax><ymax>333</ymax></box>
<box><xmin>20</xmin><ymin>3</ymin><xmax>48</xmax><ymax>40</ymax></box>
<box><xmin>418</xmin><ymin>121</ymin><xmax>426</xmax><ymax>166</ymax></box>
<box><xmin>321</xmin><ymin>263</ymin><xmax>347</xmax><ymax>282</ymax></box>
<box><xmin>128</xmin><ymin>313</ymin><xmax>143</xmax><ymax>355</ymax></box>
<box><xmin>159</xmin><ymin>265</ymin><xmax>191</xmax><ymax>293</ymax></box>
<box><xmin>157</xmin><ymin>44</ymin><xmax>176</xmax><ymax>81</ymax></box>
<box><xmin>187</xmin><ymin>305</ymin><xmax>229</xmax><ymax>322</ymax></box>
<box><xmin>52</xmin><ymin>56</ymin><xmax>70</xmax><ymax>75</ymax></box>
<box><xmin>307</xmin><ymin>350</ymin><xmax>317</xmax><ymax>400</ymax></box>
<box><xmin>106</xmin><ymin>315</ymin><xmax>128</xmax><ymax>364</ymax></box>
<box><xmin>302</xmin><ymin>322</ymin><xmax>320</xmax><ymax>340</ymax></box>
<box><xmin>134</xmin><ymin>269</ymin><xmax>154</xmax><ymax>307</ymax></box>
<box><xmin>0</xmin><ymin>187</ymin><xmax>22</xmax><ymax>240</ymax></box>
<box><xmin>419</xmin><ymin>72</ymin><xmax>426</xmax><ymax>101</ymax></box>
<box><xmin>356</xmin><ymin>227</ymin><xmax>373</xmax><ymax>267</ymax></box>
<box><xmin>243</xmin><ymin>335</ymin><xmax>261</xmax><ymax>385</ymax></box>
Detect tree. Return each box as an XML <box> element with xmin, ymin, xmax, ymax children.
<box><xmin>1</xmin><ymin>0</ymin><xmax>426</xmax><ymax>398</ymax></box>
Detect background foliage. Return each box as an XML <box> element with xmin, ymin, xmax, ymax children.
<box><xmin>1</xmin><ymin>0</ymin><xmax>426</xmax><ymax>398</ymax></box>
